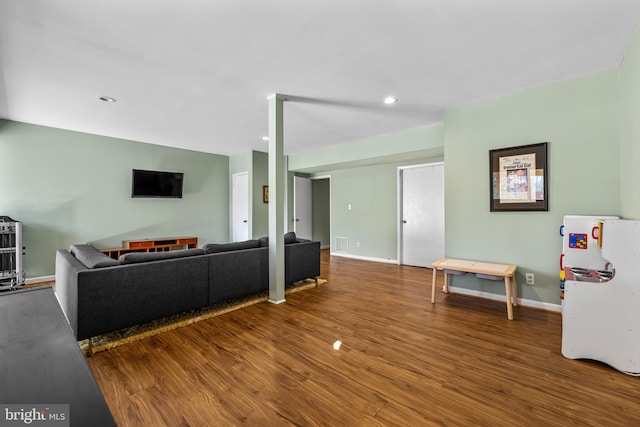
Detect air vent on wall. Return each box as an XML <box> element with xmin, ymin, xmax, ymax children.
<box><xmin>335</xmin><ymin>237</ymin><xmax>349</xmax><ymax>253</ymax></box>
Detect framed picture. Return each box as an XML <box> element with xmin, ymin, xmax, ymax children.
<box><xmin>489</xmin><ymin>142</ymin><xmax>548</xmax><ymax>212</ymax></box>
<box><xmin>263</xmin><ymin>185</ymin><xmax>269</xmax><ymax>203</ymax></box>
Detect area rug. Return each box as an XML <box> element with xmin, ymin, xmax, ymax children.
<box><xmin>80</xmin><ymin>277</ymin><xmax>327</xmax><ymax>356</ymax></box>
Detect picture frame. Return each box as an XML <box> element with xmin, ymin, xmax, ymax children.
<box><xmin>263</xmin><ymin>185</ymin><xmax>269</xmax><ymax>203</ymax></box>
<box><xmin>489</xmin><ymin>142</ymin><xmax>548</xmax><ymax>212</ymax></box>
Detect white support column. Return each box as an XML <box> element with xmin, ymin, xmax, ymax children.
<box><xmin>268</xmin><ymin>94</ymin><xmax>286</xmax><ymax>304</ymax></box>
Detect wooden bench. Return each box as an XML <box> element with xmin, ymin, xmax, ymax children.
<box><xmin>431</xmin><ymin>258</ymin><xmax>518</xmax><ymax>320</ymax></box>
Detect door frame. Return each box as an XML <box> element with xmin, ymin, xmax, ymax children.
<box><xmin>397</xmin><ymin>162</ymin><xmax>444</xmax><ymax>265</ymax></box>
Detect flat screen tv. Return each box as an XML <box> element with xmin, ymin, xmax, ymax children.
<box><xmin>131</xmin><ymin>169</ymin><xmax>184</xmax><ymax>198</ymax></box>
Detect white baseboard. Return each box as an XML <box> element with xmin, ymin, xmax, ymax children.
<box><xmin>320</xmin><ymin>245</ymin><xmax>331</xmax><ymax>250</ymax></box>
<box><xmin>518</xmin><ymin>298</ymin><xmax>562</xmax><ymax>313</ymax></box>
<box><xmin>330</xmin><ymin>252</ymin><xmax>398</xmax><ymax>265</ymax></box>
<box><xmin>26</xmin><ymin>275</ymin><xmax>55</xmax><ymax>285</ymax></box>
<box><xmin>448</xmin><ymin>286</ymin><xmax>562</xmax><ymax>313</ymax></box>
<box><xmin>268</xmin><ymin>298</ymin><xmax>286</xmax><ymax>305</ymax></box>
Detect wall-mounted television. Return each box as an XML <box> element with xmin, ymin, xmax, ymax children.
<box><xmin>131</xmin><ymin>169</ymin><xmax>184</xmax><ymax>198</ymax></box>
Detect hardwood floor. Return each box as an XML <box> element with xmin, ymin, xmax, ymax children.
<box><xmin>87</xmin><ymin>251</ymin><xmax>640</xmax><ymax>426</ymax></box>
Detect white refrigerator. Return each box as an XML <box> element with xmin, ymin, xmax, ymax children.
<box><xmin>561</xmin><ymin>216</ymin><xmax>640</xmax><ymax>375</ymax></box>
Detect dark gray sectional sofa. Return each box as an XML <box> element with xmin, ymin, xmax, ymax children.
<box><xmin>55</xmin><ymin>233</ymin><xmax>320</xmax><ymax>341</ymax></box>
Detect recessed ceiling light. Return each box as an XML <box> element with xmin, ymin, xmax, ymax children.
<box><xmin>99</xmin><ymin>96</ymin><xmax>117</xmax><ymax>103</ymax></box>
<box><xmin>384</xmin><ymin>96</ymin><xmax>398</xmax><ymax>105</ymax></box>
<box><xmin>262</xmin><ymin>136</ymin><xmax>269</xmax><ymax>141</ymax></box>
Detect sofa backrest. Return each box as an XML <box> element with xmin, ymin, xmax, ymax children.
<box><xmin>119</xmin><ymin>248</ymin><xmax>204</xmax><ymax>264</ymax></box>
<box><xmin>202</xmin><ymin>239</ymin><xmax>260</xmax><ymax>254</ymax></box>
<box><xmin>76</xmin><ymin>254</ymin><xmax>210</xmax><ymax>340</ymax></box>
<box><xmin>68</xmin><ymin>243</ymin><xmax>207</xmax><ymax>269</ymax></box>
<box><xmin>206</xmin><ymin>246</ymin><xmax>268</xmax><ymax>305</ymax></box>
<box><xmin>258</xmin><ymin>231</ymin><xmax>299</xmax><ymax>247</ymax></box>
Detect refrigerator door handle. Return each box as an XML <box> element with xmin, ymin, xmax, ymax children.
<box><xmin>593</xmin><ymin>222</ymin><xmax>603</xmax><ymax>248</ymax></box>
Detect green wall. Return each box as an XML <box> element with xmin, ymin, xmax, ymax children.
<box><xmin>620</xmin><ymin>27</ymin><xmax>640</xmax><ymax>219</ymax></box>
<box><xmin>443</xmin><ymin>69</ymin><xmax>620</xmax><ymax>304</ymax></box>
<box><xmin>0</xmin><ymin>120</ymin><xmax>230</xmax><ymax>278</ymax></box>
<box><xmin>327</xmin><ymin>163</ymin><xmax>400</xmax><ymax>261</ymax></box>
<box><xmin>251</xmin><ymin>151</ymin><xmax>269</xmax><ymax>238</ymax></box>
<box><xmin>229</xmin><ymin>150</ymin><xmax>270</xmax><ymax>239</ymax></box>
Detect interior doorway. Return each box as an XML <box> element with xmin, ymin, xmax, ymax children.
<box><xmin>311</xmin><ymin>176</ymin><xmax>331</xmax><ymax>248</ymax></box>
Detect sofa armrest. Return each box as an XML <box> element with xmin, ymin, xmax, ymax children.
<box><xmin>285</xmin><ymin>240</ymin><xmax>321</xmax><ymax>283</ymax></box>
<box><xmin>55</xmin><ymin>250</ymin><xmax>88</xmax><ymax>338</ymax></box>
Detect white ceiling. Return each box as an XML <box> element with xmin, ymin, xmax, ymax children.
<box><xmin>1</xmin><ymin>1</ymin><xmax>639</xmax><ymax>157</ymax></box>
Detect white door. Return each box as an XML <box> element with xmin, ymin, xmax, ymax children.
<box><xmin>232</xmin><ymin>172</ymin><xmax>249</xmax><ymax>242</ymax></box>
<box><xmin>400</xmin><ymin>164</ymin><xmax>444</xmax><ymax>267</ymax></box>
<box><xmin>294</xmin><ymin>176</ymin><xmax>312</xmax><ymax>240</ymax></box>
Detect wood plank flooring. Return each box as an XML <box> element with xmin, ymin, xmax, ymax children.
<box><xmin>86</xmin><ymin>250</ymin><xmax>640</xmax><ymax>426</ymax></box>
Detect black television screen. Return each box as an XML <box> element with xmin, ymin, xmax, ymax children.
<box><xmin>131</xmin><ymin>169</ymin><xmax>184</xmax><ymax>198</ymax></box>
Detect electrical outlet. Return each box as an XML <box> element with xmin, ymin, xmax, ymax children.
<box><xmin>525</xmin><ymin>273</ymin><xmax>535</xmax><ymax>285</ymax></box>
<box><xmin>356</xmin><ymin>241</ymin><xmax>360</xmax><ymax>248</ymax></box>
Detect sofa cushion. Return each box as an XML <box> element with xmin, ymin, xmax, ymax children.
<box><xmin>69</xmin><ymin>244</ymin><xmax>99</xmax><ymax>256</ymax></box>
<box><xmin>119</xmin><ymin>248</ymin><xmax>204</xmax><ymax>265</ymax></box>
<box><xmin>284</xmin><ymin>231</ymin><xmax>297</xmax><ymax>244</ymax></box>
<box><xmin>202</xmin><ymin>240</ymin><xmax>260</xmax><ymax>254</ymax></box>
<box><xmin>258</xmin><ymin>232</ymin><xmax>298</xmax><ymax>247</ymax></box>
<box><xmin>74</xmin><ymin>249</ymin><xmax>120</xmax><ymax>269</ymax></box>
